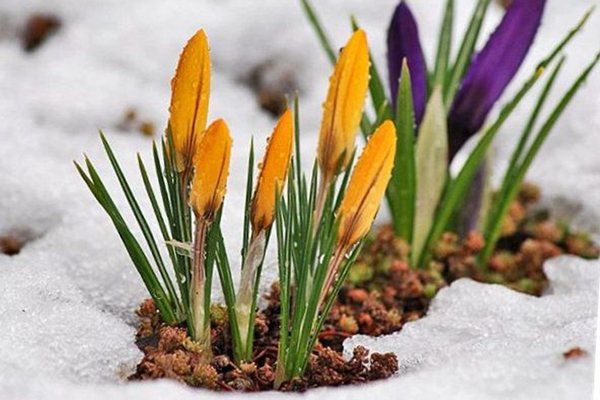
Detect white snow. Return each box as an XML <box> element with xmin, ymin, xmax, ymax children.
<box><xmin>345</xmin><ymin>256</ymin><xmax>598</xmax><ymax>400</ymax></box>
<box><xmin>0</xmin><ymin>0</ymin><xmax>598</xmax><ymax>399</ymax></box>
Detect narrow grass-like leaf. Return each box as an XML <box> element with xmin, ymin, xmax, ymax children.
<box><xmin>214</xmin><ymin>227</ymin><xmax>243</xmax><ymax>362</ymax></box>
<box><xmin>476</xmin><ymin>157</ymin><xmax>494</xmax><ymax>233</ymax></box>
<box><xmin>333</xmin><ymin>151</ymin><xmax>355</xmax><ymax>211</ymax></box>
<box><xmin>481</xmin><ymin>52</ymin><xmax>600</xmax><ymax>262</ymax></box>
<box><xmin>301</xmin><ymin>240</ymin><xmax>364</xmax><ymax>373</ymax></box>
<box><xmin>483</xmin><ymin>56</ymin><xmax>565</xmax><ymax>242</ymax></box>
<box><xmin>138</xmin><ymin>154</ymin><xmax>185</xmax><ymax>316</ymax></box>
<box><xmin>536</xmin><ymin>7</ymin><xmax>594</xmax><ymax>71</ymax></box>
<box><xmin>273</xmin><ymin>185</ymin><xmax>291</xmax><ymax>388</ymax></box>
<box><xmin>294</xmin><ymin>94</ymin><xmax>302</xmax><ymax>181</ymax></box>
<box><xmin>412</xmin><ymin>87</ymin><xmax>448</xmax><ymax>266</ymax></box>
<box><xmin>299</xmin><ymin>0</ymin><xmax>336</xmax><ymax>64</ymax></box>
<box><xmin>241</xmin><ymin>139</ymin><xmax>254</xmax><ymax>264</ymax></box>
<box><xmin>498</xmin><ymin>56</ymin><xmax>566</xmax><ymax>197</ymax></box>
<box><xmin>152</xmin><ymin>142</ymin><xmax>174</xmax><ymax>228</ymax></box>
<box><xmin>418</xmin><ymin>69</ymin><xmax>543</xmax><ymax>268</ymax></box>
<box><xmin>433</xmin><ymin>0</ymin><xmax>454</xmax><ymax>89</ymax></box>
<box><xmin>166</xmin><ymin>129</ymin><xmax>193</xmax><ymax>299</ymax></box>
<box><xmin>373</xmin><ymin>100</ymin><xmax>391</xmax><ymax>131</ymax></box>
<box><xmin>75</xmin><ymin>159</ymin><xmax>177</xmax><ymax>324</ymax></box>
<box><xmin>390</xmin><ymin>60</ymin><xmax>416</xmax><ymax>241</ymax></box>
<box><xmin>100</xmin><ymin>133</ymin><xmax>180</xmax><ymax>311</ymax></box>
<box><xmin>203</xmin><ymin>209</ymin><xmax>222</xmax><ymax>343</ymax></box>
<box><xmin>292</xmin><ymin>218</ymin><xmax>339</xmax><ymax>377</ymax></box>
<box><xmin>419</xmin><ymin>10</ymin><xmax>593</xmax><ymax>268</ymax></box>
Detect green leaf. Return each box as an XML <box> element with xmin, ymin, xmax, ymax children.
<box><xmin>412</xmin><ymin>86</ymin><xmax>448</xmax><ymax>267</ymax></box>
<box><xmin>419</xmin><ymin>69</ymin><xmax>544</xmax><ymax>269</ymax></box>
<box><xmin>299</xmin><ymin>0</ymin><xmax>336</xmax><ymax>64</ymax></box>
<box><xmin>433</xmin><ymin>0</ymin><xmax>454</xmax><ymax>90</ymax></box>
<box><xmin>481</xmin><ymin>52</ymin><xmax>600</xmax><ymax>263</ymax></box>
<box><xmin>501</xmin><ymin>57</ymin><xmax>566</xmax><ymax>194</ymax></box>
<box><xmin>213</xmin><ymin>226</ymin><xmax>244</xmax><ymax>362</ymax></box>
<box><xmin>75</xmin><ymin>159</ymin><xmax>177</xmax><ymax>324</ymax></box>
<box><xmin>241</xmin><ymin>139</ymin><xmax>254</xmax><ymax>264</ymax></box>
<box><xmin>419</xmin><ymin>9</ymin><xmax>594</xmax><ymax>269</ymax></box>
<box><xmin>99</xmin><ymin>133</ymin><xmax>180</xmax><ymax>312</ymax></box>
<box><xmin>482</xmin><ymin>56</ymin><xmax>566</xmax><ymax>245</ymax></box>
<box><xmin>302</xmin><ymin>239</ymin><xmax>364</xmax><ymax>373</ymax></box>
<box><xmin>138</xmin><ymin>154</ymin><xmax>186</xmax><ymax>317</ymax></box>
<box><xmin>390</xmin><ymin>60</ymin><xmax>417</xmax><ymax>241</ymax></box>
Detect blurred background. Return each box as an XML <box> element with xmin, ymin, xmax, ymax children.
<box><xmin>1</xmin><ymin>0</ymin><xmax>599</xmax><ymax>306</ymax></box>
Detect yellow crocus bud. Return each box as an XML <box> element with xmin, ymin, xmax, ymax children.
<box><xmin>317</xmin><ymin>29</ymin><xmax>370</xmax><ymax>181</ymax></box>
<box><xmin>190</xmin><ymin>119</ymin><xmax>232</xmax><ymax>221</ymax></box>
<box><xmin>169</xmin><ymin>29</ymin><xmax>211</xmax><ymax>173</ymax></box>
<box><xmin>336</xmin><ymin>120</ymin><xmax>397</xmax><ymax>251</ymax></box>
<box><xmin>251</xmin><ymin>109</ymin><xmax>294</xmax><ymax>233</ymax></box>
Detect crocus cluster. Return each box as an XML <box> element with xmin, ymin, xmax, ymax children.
<box><xmin>301</xmin><ymin>0</ymin><xmax>599</xmax><ymax>270</ymax></box>
<box><xmin>77</xmin><ymin>28</ymin><xmax>395</xmax><ymax>387</ymax></box>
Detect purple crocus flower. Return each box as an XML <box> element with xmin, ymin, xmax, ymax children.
<box><xmin>387</xmin><ymin>2</ymin><xmax>428</xmax><ymax>124</ymax></box>
<box><xmin>448</xmin><ymin>0</ymin><xmax>547</xmax><ymax>158</ymax></box>
<box><xmin>387</xmin><ymin>0</ymin><xmax>546</xmax><ymax>159</ymax></box>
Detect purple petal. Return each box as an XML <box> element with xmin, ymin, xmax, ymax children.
<box><xmin>387</xmin><ymin>1</ymin><xmax>428</xmax><ymax>124</ymax></box>
<box><xmin>448</xmin><ymin>0</ymin><xmax>546</xmax><ymax>159</ymax></box>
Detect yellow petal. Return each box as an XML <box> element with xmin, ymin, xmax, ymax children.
<box><xmin>251</xmin><ymin>109</ymin><xmax>294</xmax><ymax>232</ymax></box>
<box><xmin>169</xmin><ymin>29</ymin><xmax>211</xmax><ymax>172</ymax></box>
<box><xmin>337</xmin><ymin>120</ymin><xmax>397</xmax><ymax>250</ymax></box>
<box><xmin>190</xmin><ymin>119</ymin><xmax>232</xmax><ymax>221</ymax></box>
<box><xmin>318</xmin><ymin>29</ymin><xmax>370</xmax><ymax>180</ymax></box>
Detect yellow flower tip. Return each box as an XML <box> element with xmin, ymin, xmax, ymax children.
<box><xmin>251</xmin><ymin>109</ymin><xmax>294</xmax><ymax>233</ymax></box>
<box><xmin>169</xmin><ymin>29</ymin><xmax>212</xmax><ymax>173</ymax></box>
<box><xmin>336</xmin><ymin>120</ymin><xmax>397</xmax><ymax>250</ymax></box>
<box><xmin>317</xmin><ymin>29</ymin><xmax>370</xmax><ymax>181</ymax></box>
<box><xmin>190</xmin><ymin>118</ymin><xmax>232</xmax><ymax>221</ymax></box>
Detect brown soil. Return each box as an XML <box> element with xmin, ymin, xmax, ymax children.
<box><xmin>130</xmin><ymin>183</ymin><xmax>598</xmax><ymax>390</ymax></box>
<box><xmin>321</xmin><ymin>184</ymin><xmax>598</xmax><ymax>347</ymax></box>
<box><xmin>130</xmin><ymin>297</ymin><xmax>398</xmax><ymax>392</ymax></box>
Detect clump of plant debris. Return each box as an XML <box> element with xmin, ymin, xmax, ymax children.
<box><xmin>131</xmin><ymin>298</ymin><xmax>398</xmax><ymax>392</ymax></box>
<box><xmin>321</xmin><ymin>183</ymin><xmax>598</xmax><ymax>344</ymax></box>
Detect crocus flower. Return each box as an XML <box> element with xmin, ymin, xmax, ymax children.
<box><xmin>236</xmin><ymin>109</ymin><xmax>294</xmax><ymax>355</ymax></box>
<box><xmin>387</xmin><ymin>0</ymin><xmax>546</xmax><ymax>159</ymax></box>
<box><xmin>336</xmin><ymin>120</ymin><xmax>397</xmax><ymax>252</ymax></box>
<box><xmin>387</xmin><ymin>2</ymin><xmax>428</xmax><ymax>124</ymax></box>
<box><xmin>318</xmin><ymin>29</ymin><xmax>370</xmax><ymax>182</ymax></box>
<box><xmin>251</xmin><ymin>109</ymin><xmax>294</xmax><ymax>233</ymax></box>
<box><xmin>319</xmin><ymin>120</ymin><xmax>396</xmax><ymax>306</ymax></box>
<box><xmin>448</xmin><ymin>0</ymin><xmax>546</xmax><ymax>158</ymax></box>
<box><xmin>169</xmin><ymin>29</ymin><xmax>211</xmax><ymax>173</ymax></box>
<box><xmin>190</xmin><ymin>119</ymin><xmax>232</xmax><ymax>221</ymax></box>
<box><xmin>189</xmin><ymin>118</ymin><xmax>231</xmax><ymax>353</ymax></box>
